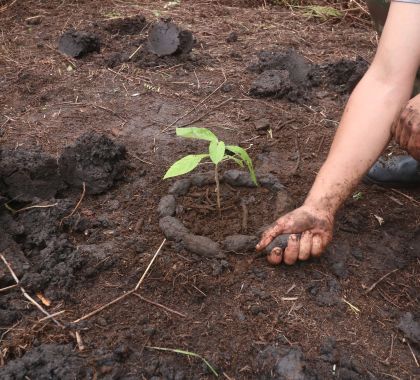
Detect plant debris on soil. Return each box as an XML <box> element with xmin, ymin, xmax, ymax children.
<box><xmin>0</xmin><ymin>0</ymin><xmax>418</xmax><ymax>379</ymax></box>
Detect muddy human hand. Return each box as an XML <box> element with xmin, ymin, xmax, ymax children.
<box><xmin>256</xmin><ymin>205</ymin><xmax>334</xmax><ymax>265</ymax></box>
<box><xmin>392</xmin><ymin>94</ymin><xmax>420</xmax><ymax>160</ymax></box>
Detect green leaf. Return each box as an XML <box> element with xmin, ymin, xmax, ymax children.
<box><xmin>225</xmin><ymin>155</ymin><xmax>244</xmax><ymax>167</ymax></box>
<box><xmin>226</xmin><ymin>145</ymin><xmax>258</xmax><ymax>186</ymax></box>
<box><xmin>176</xmin><ymin>127</ymin><xmax>218</xmax><ymax>142</ymax></box>
<box><xmin>163</xmin><ymin>154</ymin><xmax>208</xmax><ymax>179</ymax></box>
<box><xmin>209</xmin><ymin>140</ymin><xmax>225</xmax><ymax>165</ymax></box>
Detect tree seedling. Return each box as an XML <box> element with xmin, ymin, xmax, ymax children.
<box><xmin>163</xmin><ymin>127</ymin><xmax>258</xmax><ymax>211</ymax></box>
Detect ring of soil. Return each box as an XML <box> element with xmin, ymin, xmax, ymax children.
<box><xmin>158</xmin><ymin>170</ymin><xmax>293</xmax><ymax>257</ymax></box>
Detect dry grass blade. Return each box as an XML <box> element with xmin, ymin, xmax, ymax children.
<box><xmin>146</xmin><ymin>346</ymin><xmax>218</xmax><ymax>377</ymax></box>
<box><xmin>365</xmin><ymin>269</ymin><xmax>398</xmax><ymax>294</ymax></box>
<box><xmin>133</xmin><ymin>293</ymin><xmax>187</xmax><ymax>318</ymax></box>
<box><xmin>60</xmin><ymin>182</ymin><xmax>86</xmax><ymax>225</ymax></box>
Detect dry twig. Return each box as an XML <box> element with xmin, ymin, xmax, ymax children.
<box><xmin>60</xmin><ymin>182</ymin><xmax>86</xmax><ymax>225</ymax></box>
<box><xmin>0</xmin><ymin>254</ymin><xmax>64</xmax><ymax>328</ymax></box>
<box><xmin>365</xmin><ymin>269</ymin><xmax>398</xmax><ymax>294</ymax></box>
<box><xmin>72</xmin><ymin>238</ymin><xmax>166</xmax><ymax>323</ymax></box>
<box><xmin>133</xmin><ymin>293</ymin><xmax>186</xmax><ymax>318</ymax></box>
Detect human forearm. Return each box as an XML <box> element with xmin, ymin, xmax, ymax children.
<box><xmin>305</xmin><ymin>72</ymin><xmax>413</xmax><ymax>214</ymax></box>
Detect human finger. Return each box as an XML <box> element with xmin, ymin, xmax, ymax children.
<box><xmin>311</xmin><ymin>235</ymin><xmax>324</xmax><ymax>258</ymax></box>
<box><xmin>256</xmin><ymin>219</ymin><xmax>286</xmax><ymax>251</ymax></box>
<box><xmin>283</xmin><ymin>234</ymin><xmax>300</xmax><ymax>265</ymax></box>
<box><xmin>398</xmin><ymin>107</ymin><xmax>416</xmax><ymax>149</ymax></box>
<box><xmin>298</xmin><ymin>231</ymin><xmax>312</xmax><ymax>261</ymax></box>
<box><xmin>267</xmin><ymin>247</ymin><xmax>283</xmax><ymax>265</ymax></box>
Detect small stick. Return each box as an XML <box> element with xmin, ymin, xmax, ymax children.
<box><xmin>72</xmin><ymin>290</ymin><xmax>134</xmax><ymax>323</ymax></box>
<box><xmin>60</xmin><ymin>182</ymin><xmax>86</xmax><ymax>225</ymax></box>
<box><xmin>75</xmin><ymin>331</ymin><xmax>85</xmax><ymax>351</ymax></box>
<box><xmin>389</xmin><ymin>188</ymin><xmax>420</xmax><ymax>206</ymax></box>
<box><xmin>174</xmin><ymin>97</ymin><xmax>233</xmax><ymax>129</ymax></box>
<box><xmin>0</xmin><ymin>254</ymin><xmax>64</xmax><ymax>328</ymax></box>
<box><xmin>406</xmin><ymin>340</ymin><xmax>419</xmax><ymax>368</ymax></box>
<box><xmin>38</xmin><ymin>310</ymin><xmax>66</xmax><ymax>322</ymax></box>
<box><xmin>13</xmin><ymin>203</ymin><xmax>58</xmax><ymax>214</ymax></box>
<box><xmin>162</xmin><ymin>78</ymin><xmax>227</xmax><ymax>131</ymax></box>
<box><xmin>133</xmin><ymin>293</ymin><xmax>186</xmax><ymax>318</ymax></box>
<box><xmin>72</xmin><ymin>239</ymin><xmax>166</xmax><ymax>323</ymax></box>
<box><xmin>365</xmin><ymin>269</ymin><xmax>398</xmax><ymax>294</ymax></box>
<box><xmin>384</xmin><ymin>334</ymin><xmax>395</xmax><ymax>365</ymax></box>
<box><xmin>223</xmin><ymin>372</ymin><xmax>235</xmax><ymax>380</ymax></box>
<box><xmin>0</xmin><ymin>284</ymin><xmax>18</xmax><ymax>292</ymax></box>
<box><xmin>135</xmin><ymin>238</ymin><xmax>166</xmax><ymax>290</ymax></box>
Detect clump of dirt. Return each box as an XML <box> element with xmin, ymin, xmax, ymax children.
<box><xmin>249</xmin><ymin>49</ymin><xmax>313</xmax><ymax>103</ymax></box>
<box><xmin>0</xmin><ymin>147</ymin><xmax>63</xmax><ymax>202</ymax></box>
<box><xmin>313</xmin><ymin>57</ymin><xmax>369</xmax><ymax>93</ymax></box>
<box><xmin>0</xmin><ymin>344</ymin><xmax>92</xmax><ymax>379</ymax></box>
<box><xmin>103</xmin><ymin>14</ymin><xmax>147</xmax><ymax>35</ymax></box>
<box><xmin>148</xmin><ymin>20</ymin><xmax>194</xmax><ymax>57</ymax></box>
<box><xmin>249</xmin><ymin>50</ymin><xmax>369</xmax><ymax>102</ymax></box>
<box><xmin>58</xmin><ymin>29</ymin><xmax>100</xmax><ymax>58</ymax></box>
<box><xmin>59</xmin><ymin>132</ymin><xmax>127</xmax><ymax>195</ymax></box>
<box><xmin>256</xmin><ymin>345</ymin><xmax>313</xmax><ymax>379</ymax></box>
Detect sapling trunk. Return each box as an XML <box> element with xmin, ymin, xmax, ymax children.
<box><xmin>214</xmin><ymin>164</ymin><xmax>221</xmax><ymax>214</ymax></box>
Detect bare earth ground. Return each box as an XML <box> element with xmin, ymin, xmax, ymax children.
<box><xmin>0</xmin><ymin>0</ymin><xmax>419</xmax><ymax>379</ymax></box>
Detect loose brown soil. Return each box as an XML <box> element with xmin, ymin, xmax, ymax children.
<box><xmin>0</xmin><ymin>1</ymin><xmax>419</xmax><ymax>379</ymax></box>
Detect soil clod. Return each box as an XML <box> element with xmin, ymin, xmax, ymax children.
<box><xmin>59</xmin><ymin>132</ymin><xmax>127</xmax><ymax>195</ymax></box>
<box><xmin>159</xmin><ymin>216</ymin><xmax>189</xmax><ymax>242</ymax></box>
<box><xmin>182</xmin><ymin>233</ymin><xmax>221</xmax><ymax>258</ymax></box>
<box><xmin>148</xmin><ymin>20</ymin><xmax>194</xmax><ymax>57</ymax></box>
<box><xmin>158</xmin><ymin>195</ymin><xmax>177</xmax><ymax>217</ymax></box>
<box><xmin>223</xmin><ymin>234</ymin><xmax>258</xmax><ymax>252</ymax></box>
<box><xmin>0</xmin><ymin>147</ymin><xmax>63</xmax><ymax>202</ymax></box>
<box><xmin>58</xmin><ymin>29</ymin><xmax>100</xmax><ymax>58</ymax></box>
<box><xmin>0</xmin><ymin>344</ymin><xmax>92</xmax><ymax>379</ymax></box>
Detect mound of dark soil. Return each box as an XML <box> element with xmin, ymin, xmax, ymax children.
<box><xmin>59</xmin><ymin>132</ymin><xmax>127</xmax><ymax>195</ymax></box>
<box><xmin>103</xmin><ymin>14</ymin><xmax>147</xmax><ymax>35</ymax></box>
<box><xmin>0</xmin><ymin>344</ymin><xmax>92</xmax><ymax>380</ymax></box>
<box><xmin>0</xmin><ymin>147</ymin><xmax>63</xmax><ymax>202</ymax></box>
<box><xmin>58</xmin><ymin>29</ymin><xmax>100</xmax><ymax>58</ymax></box>
<box><xmin>249</xmin><ymin>50</ymin><xmax>369</xmax><ymax>102</ymax></box>
<box><xmin>249</xmin><ymin>49</ymin><xmax>313</xmax><ymax>103</ymax></box>
<box><xmin>312</xmin><ymin>57</ymin><xmax>369</xmax><ymax>93</ymax></box>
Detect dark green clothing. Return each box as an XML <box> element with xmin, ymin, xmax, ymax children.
<box><xmin>365</xmin><ymin>0</ymin><xmax>420</xmax><ymax>95</ymax></box>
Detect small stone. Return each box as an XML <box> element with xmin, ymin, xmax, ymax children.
<box><xmin>157</xmin><ymin>195</ymin><xmax>176</xmax><ymax>217</ymax></box>
<box><xmin>182</xmin><ymin>234</ymin><xmax>220</xmax><ymax>257</ymax></box>
<box><xmin>226</xmin><ymin>31</ymin><xmax>238</xmax><ymax>43</ymax></box>
<box><xmin>143</xmin><ymin>326</ymin><xmax>156</xmax><ymax>336</ymax></box>
<box><xmin>223</xmin><ymin>234</ymin><xmax>258</xmax><ymax>252</ymax></box>
<box><xmin>159</xmin><ymin>216</ymin><xmax>189</xmax><ymax>241</ymax></box>
<box><xmin>254</xmin><ymin>118</ymin><xmax>270</xmax><ymax>131</ymax></box>
<box><xmin>168</xmin><ymin>178</ymin><xmax>191</xmax><ymax>196</ymax></box>
<box><xmin>223</xmin><ymin>170</ymin><xmax>256</xmax><ymax>188</ymax></box>
<box><xmin>190</xmin><ymin>172</ymin><xmax>215</xmax><ymax>187</ymax></box>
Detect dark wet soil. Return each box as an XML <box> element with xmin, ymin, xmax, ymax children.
<box><xmin>0</xmin><ymin>0</ymin><xmax>418</xmax><ymax>379</ymax></box>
